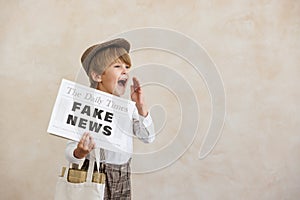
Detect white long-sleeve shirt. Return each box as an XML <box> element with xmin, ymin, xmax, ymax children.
<box><xmin>65</xmin><ymin>108</ymin><xmax>155</xmax><ymax>165</ymax></box>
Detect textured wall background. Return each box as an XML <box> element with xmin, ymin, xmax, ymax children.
<box><xmin>1</xmin><ymin>0</ymin><xmax>299</xmax><ymax>199</ymax></box>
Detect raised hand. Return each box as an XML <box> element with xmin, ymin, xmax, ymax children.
<box><xmin>130</xmin><ymin>77</ymin><xmax>148</xmax><ymax>117</ymax></box>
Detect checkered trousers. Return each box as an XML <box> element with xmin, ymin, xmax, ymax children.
<box><xmin>103</xmin><ymin>161</ymin><xmax>131</xmax><ymax>200</ymax></box>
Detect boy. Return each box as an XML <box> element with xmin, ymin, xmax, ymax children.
<box><xmin>65</xmin><ymin>38</ymin><xmax>155</xmax><ymax>199</ymax></box>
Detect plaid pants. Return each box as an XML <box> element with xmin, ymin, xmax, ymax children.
<box><xmin>103</xmin><ymin>161</ymin><xmax>131</xmax><ymax>200</ymax></box>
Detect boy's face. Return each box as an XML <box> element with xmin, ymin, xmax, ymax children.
<box><xmin>99</xmin><ymin>60</ymin><xmax>130</xmax><ymax>96</ymax></box>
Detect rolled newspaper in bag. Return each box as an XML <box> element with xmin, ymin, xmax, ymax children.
<box><xmin>92</xmin><ymin>171</ymin><xmax>106</xmax><ymax>184</ymax></box>
<box><xmin>67</xmin><ymin>168</ymin><xmax>87</xmax><ymax>183</ymax></box>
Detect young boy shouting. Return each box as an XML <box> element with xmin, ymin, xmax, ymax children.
<box><xmin>65</xmin><ymin>38</ymin><xmax>155</xmax><ymax>199</ymax></box>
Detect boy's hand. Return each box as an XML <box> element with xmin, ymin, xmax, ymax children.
<box><xmin>131</xmin><ymin>77</ymin><xmax>148</xmax><ymax>117</ymax></box>
<box><xmin>74</xmin><ymin>132</ymin><xmax>95</xmax><ymax>159</ymax></box>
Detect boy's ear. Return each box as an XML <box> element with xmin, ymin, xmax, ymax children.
<box><xmin>91</xmin><ymin>71</ymin><xmax>102</xmax><ymax>82</ymax></box>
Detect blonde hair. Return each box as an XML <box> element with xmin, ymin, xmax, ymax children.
<box><xmin>88</xmin><ymin>47</ymin><xmax>131</xmax><ymax>88</ymax></box>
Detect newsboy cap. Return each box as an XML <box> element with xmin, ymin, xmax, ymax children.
<box><xmin>81</xmin><ymin>38</ymin><xmax>130</xmax><ymax>74</ymax></box>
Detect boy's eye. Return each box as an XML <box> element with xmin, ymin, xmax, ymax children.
<box><xmin>113</xmin><ymin>65</ymin><xmax>130</xmax><ymax>69</ymax></box>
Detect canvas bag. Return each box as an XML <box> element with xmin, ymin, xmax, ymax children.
<box><xmin>54</xmin><ymin>149</ymin><xmax>105</xmax><ymax>200</ymax></box>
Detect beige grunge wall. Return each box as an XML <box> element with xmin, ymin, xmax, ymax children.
<box><xmin>1</xmin><ymin>1</ymin><xmax>299</xmax><ymax>199</ymax></box>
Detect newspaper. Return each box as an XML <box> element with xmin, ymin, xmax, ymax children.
<box><xmin>47</xmin><ymin>79</ymin><xmax>135</xmax><ymax>153</ymax></box>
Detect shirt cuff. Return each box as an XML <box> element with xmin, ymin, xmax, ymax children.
<box><xmin>139</xmin><ymin>112</ymin><xmax>153</xmax><ymax>128</ymax></box>
<box><xmin>65</xmin><ymin>141</ymin><xmax>85</xmax><ymax>164</ymax></box>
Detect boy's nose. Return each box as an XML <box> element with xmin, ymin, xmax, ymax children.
<box><xmin>121</xmin><ymin>64</ymin><xmax>128</xmax><ymax>74</ymax></box>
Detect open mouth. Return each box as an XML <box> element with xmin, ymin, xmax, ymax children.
<box><xmin>117</xmin><ymin>77</ymin><xmax>128</xmax><ymax>87</ymax></box>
